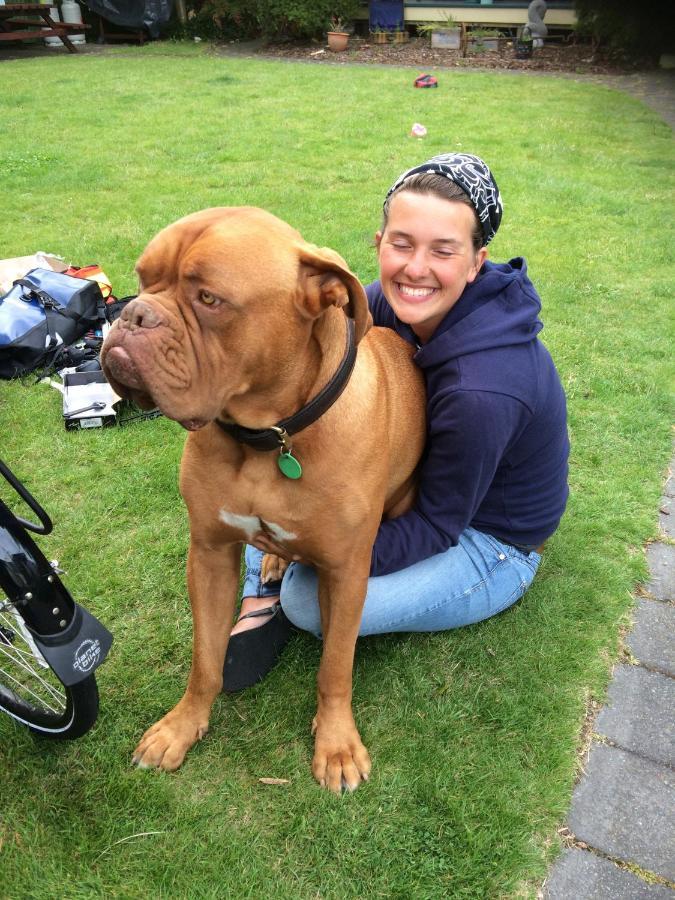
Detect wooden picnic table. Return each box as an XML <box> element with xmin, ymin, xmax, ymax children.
<box><xmin>0</xmin><ymin>3</ymin><xmax>90</xmax><ymax>52</ymax></box>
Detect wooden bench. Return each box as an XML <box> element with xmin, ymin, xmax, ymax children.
<box><xmin>0</xmin><ymin>5</ymin><xmax>90</xmax><ymax>52</ymax></box>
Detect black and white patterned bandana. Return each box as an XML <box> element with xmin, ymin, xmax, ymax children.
<box><xmin>385</xmin><ymin>152</ymin><xmax>503</xmax><ymax>245</ymax></box>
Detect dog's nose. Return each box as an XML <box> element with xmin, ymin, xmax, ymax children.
<box><xmin>122</xmin><ymin>298</ymin><xmax>165</xmax><ymax>330</ymax></box>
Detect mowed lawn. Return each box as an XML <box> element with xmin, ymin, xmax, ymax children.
<box><xmin>0</xmin><ymin>44</ymin><xmax>672</xmax><ymax>898</ymax></box>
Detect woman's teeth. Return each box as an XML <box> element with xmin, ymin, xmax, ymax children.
<box><xmin>397</xmin><ymin>284</ymin><xmax>435</xmax><ymax>297</ymax></box>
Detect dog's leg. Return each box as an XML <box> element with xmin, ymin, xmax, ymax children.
<box><xmin>132</xmin><ymin>540</ymin><xmax>240</xmax><ymax>771</ymax></box>
<box><xmin>311</xmin><ymin>564</ymin><xmax>372</xmax><ymax>794</ymax></box>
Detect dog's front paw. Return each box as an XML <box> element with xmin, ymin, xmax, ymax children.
<box><xmin>132</xmin><ymin>707</ymin><xmax>208</xmax><ymax>771</ymax></box>
<box><xmin>311</xmin><ymin>713</ymin><xmax>372</xmax><ymax>794</ymax></box>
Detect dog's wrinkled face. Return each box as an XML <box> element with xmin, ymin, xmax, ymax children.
<box><xmin>101</xmin><ymin>207</ymin><xmax>370</xmax><ymax>430</ymax></box>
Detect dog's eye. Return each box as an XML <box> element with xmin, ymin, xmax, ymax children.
<box><xmin>199</xmin><ymin>290</ymin><xmax>217</xmax><ymax>306</ymax></box>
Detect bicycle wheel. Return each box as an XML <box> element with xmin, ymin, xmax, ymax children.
<box><xmin>0</xmin><ymin>599</ymin><xmax>99</xmax><ymax>739</ymax></box>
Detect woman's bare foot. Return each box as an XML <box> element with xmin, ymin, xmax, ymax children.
<box><xmin>229</xmin><ymin>596</ymin><xmax>280</xmax><ymax>636</ymax></box>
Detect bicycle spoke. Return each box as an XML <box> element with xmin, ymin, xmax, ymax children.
<box><xmin>0</xmin><ymin>645</ymin><xmax>66</xmax><ymax>709</ymax></box>
<box><xmin>0</xmin><ymin>636</ymin><xmax>40</xmax><ymax>664</ymax></box>
<box><xmin>0</xmin><ymin>646</ymin><xmax>66</xmax><ymax>707</ymax></box>
<box><xmin>0</xmin><ymin>630</ymin><xmax>52</xmax><ymax>679</ymax></box>
<box><xmin>0</xmin><ymin>642</ymin><xmax>66</xmax><ymax>711</ymax></box>
<box><xmin>0</xmin><ymin>661</ymin><xmax>64</xmax><ymax>714</ymax></box>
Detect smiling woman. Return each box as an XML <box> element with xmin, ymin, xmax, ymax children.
<box><xmin>230</xmin><ymin>152</ymin><xmax>570</xmax><ymax>691</ymax></box>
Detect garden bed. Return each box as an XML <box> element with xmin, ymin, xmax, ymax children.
<box><xmin>236</xmin><ymin>35</ymin><xmax>654</xmax><ymax>77</ymax></box>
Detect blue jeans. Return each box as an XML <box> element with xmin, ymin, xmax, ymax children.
<box><xmin>241</xmin><ymin>527</ymin><xmax>541</xmax><ymax>638</ymax></box>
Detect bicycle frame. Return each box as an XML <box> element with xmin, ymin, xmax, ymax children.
<box><xmin>0</xmin><ymin>460</ymin><xmax>112</xmax><ymax>687</ymax></box>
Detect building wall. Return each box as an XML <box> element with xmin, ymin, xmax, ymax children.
<box><xmin>362</xmin><ymin>3</ymin><xmax>577</xmax><ymax>28</ymax></box>
<box><xmin>410</xmin><ymin>7</ymin><xmax>575</xmax><ymax>26</ymax></box>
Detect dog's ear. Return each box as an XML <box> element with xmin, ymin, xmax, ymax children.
<box><xmin>296</xmin><ymin>244</ymin><xmax>372</xmax><ymax>344</ymax></box>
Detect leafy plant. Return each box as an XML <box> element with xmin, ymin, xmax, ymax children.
<box><xmin>174</xmin><ymin>0</ymin><xmax>259</xmax><ymax>40</ymax></box>
<box><xmin>328</xmin><ymin>15</ymin><xmax>348</xmax><ymax>33</ymax></box>
<box><xmin>435</xmin><ymin>11</ymin><xmax>457</xmax><ymax>28</ymax></box>
<box><xmin>416</xmin><ymin>12</ymin><xmax>458</xmax><ymax>37</ymax></box>
<box><xmin>471</xmin><ymin>27</ymin><xmax>501</xmax><ymax>39</ymax></box>
<box><xmin>254</xmin><ymin>0</ymin><xmax>358</xmax><ymax>40</ymax></box>
<box><xmin>574</xmin><ymin>0</ymin><xmax>674</xmax><ymax>58</ymax></box>
<box><xmin>174</xmin><ymin>0</ymin><xmax>359</xmax><ymax>41</ymax></box>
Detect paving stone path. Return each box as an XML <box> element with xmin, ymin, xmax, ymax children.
<box><xmin>544</xmin><ymin>458</ymin><xmax>675</xmax><ymax>898</ymax></box>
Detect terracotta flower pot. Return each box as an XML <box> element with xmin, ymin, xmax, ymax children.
<box><xmin>327</xmin><ymin>30</ymin><xmax>349</xmax><ymax>52</ymax></box>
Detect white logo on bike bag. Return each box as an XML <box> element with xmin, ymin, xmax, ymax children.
<box><xmin>73</xmin><ymin>638</ymin><xmax>101</xmax><ymax>673</ymax></box>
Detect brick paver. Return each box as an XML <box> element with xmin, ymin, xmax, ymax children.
<box><xmin>645</xmin><ymin>543</ymin><xmax>675</xmax><ymax>601</ymax></box>
<box><xmin>628</xmin><ymin>598</ymin><xmax>675</xmax><ymax>676</ymax></box>
<box><xmin>567</xmin><ymin>743</ymin><xmax>675</xmax><ymax>882</ymax></box>
<box><xmin>595</xmin><ymin>664</ymin><xmax>674</xmax><ymax>766</ymax></box>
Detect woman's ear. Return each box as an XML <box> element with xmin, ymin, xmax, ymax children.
<box><xmin>468</xmin><ymin>246</ymin><xmax>488</xmax><ymax>282</ymax></box>
<box><xmin>374</xmin><ymin>230</ymin><xmax>383</xmax><ymax>250</ymax></box>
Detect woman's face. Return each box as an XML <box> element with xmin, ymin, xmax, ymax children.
<box><xmin>376</xmin><ymin>191</ymin><xmax>487</xmax><ymax>343</ymax></box>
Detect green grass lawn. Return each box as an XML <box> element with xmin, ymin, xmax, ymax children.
<box><xmin>0</xmin><ymin>44</ymin><xmax>673</xmax><ymax>898</ymax></box>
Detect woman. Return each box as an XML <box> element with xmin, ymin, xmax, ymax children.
<box><xmin>223</xmin><ymin>152</ymin><xmax>569</xmax><ymax>692</ymax></box>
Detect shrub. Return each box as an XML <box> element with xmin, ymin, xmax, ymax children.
<box><xmin>574</xmin><ymin>0</ymin><xmax>675</xmax><ymax>59</ymax></box>
<box><xmin>177</xmin><ymin>0</ymin><xmax>259</xmax><ymax>40</ymax></box>
<box><xmin>174</xmin><ymin>0</ymin><xmax>360</xmax><ymax>42</ymax></box>
<box><xmin>254</xmin><ymin>0</ymin><xmax>360</xmax><ymax>41</ymax></box>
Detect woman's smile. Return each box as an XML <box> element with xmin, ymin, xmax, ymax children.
<box><xmin>395</xmin><ymin>282</ymin><xmax>438</xmax><ymax>301</ymax></box>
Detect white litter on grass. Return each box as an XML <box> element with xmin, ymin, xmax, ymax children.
<box><xmin>93</xmin><ymin>831</ymin><xmax>166</xmax><ymax>862</ymax></box>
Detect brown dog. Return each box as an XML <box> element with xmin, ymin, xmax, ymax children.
<box><xmin>101</xmin><ymin>207</ymin><xmax>425</xmax><ymax>793</ymax></box>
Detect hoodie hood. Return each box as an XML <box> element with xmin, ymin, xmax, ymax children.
<box><xmin>410</xmin><ymin>257</ymin><xmax>543</xmax><ymax>368</ymax></box>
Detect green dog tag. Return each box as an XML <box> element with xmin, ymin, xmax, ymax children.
<box><xmin>278</xmin><ymin>451</ymin><xmax>303</xmax><ymax>480</ymax></box>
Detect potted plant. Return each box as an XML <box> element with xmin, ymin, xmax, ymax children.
<box><xmin>417</xmin><ymin>14</ymin><xmax>461</xmax><ymax>50</ymax></box>
<box><xmin>370</xmin><ymin>27</ymin><xmax>388</xmax><ymax>45</ymax></box>
<box><xmin>326</xmin><ymin>15</ymin><xmax>350</xmax><ymax>52</ymax></box>
<box><xmin>514</xmin><ymin>24</ymin><xmax>534</xmax><ymax>59</ymax></box>
<box><xmin>391</xmin><ymin>26</ymin><xmax>409</xmax><ymax>44</ymax></box>
<box><xmin>468</xmin><ymin>27</ymin><xmax>501</xmax><ymax>52</ymax></box>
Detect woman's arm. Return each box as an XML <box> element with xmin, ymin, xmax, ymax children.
<box><xmin>370</xmin><ymin>388</ymin><xmax>528</xmax><ymax>576</ymax></box>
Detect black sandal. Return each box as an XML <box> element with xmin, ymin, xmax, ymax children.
<box><xmin>222</xmin><ymin>601</ymin><xmax>294</xmax><ymax>693</ymax></box>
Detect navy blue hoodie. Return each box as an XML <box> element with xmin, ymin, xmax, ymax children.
<box><xmin>366</xmin><ymin>258</ymin><xmax>569</xmax><ymax>576</ymax></box>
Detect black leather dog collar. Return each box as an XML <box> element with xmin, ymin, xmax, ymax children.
<box><xmin>216</xmin><ymin>319</ymin><xmax>356</xmax><ymax>451</ymax></box>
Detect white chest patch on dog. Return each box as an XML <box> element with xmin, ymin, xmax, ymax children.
<box><xmin>218</xmin><ymin>509</ymin><xmax>297</xmax><ymax>543</ymax></box>
<box><xmin>264</xmin><ymin>520</ymin><xmax>298</xmax><ymax>542</ymax></box>
<box><xmin>219</xmin><ymin>510</ymin><xmax>260</xmax><ymax>540</ymax></box>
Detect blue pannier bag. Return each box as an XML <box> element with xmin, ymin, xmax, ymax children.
<box><xmin>0</xmin><ymin>268</ymin><xmax>104</xmax><ymax>379</ymax></box>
